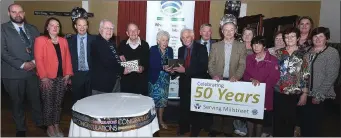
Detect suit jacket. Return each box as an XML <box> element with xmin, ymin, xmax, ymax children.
<box><xmin>67</xmin><ymin>34</ymin><xmax>95</xmax><ymax>73</ymax></box>
<box><xmin>90</xmin><ymin>35</ymin><xmax>124</xmax><ymax>92</ymax></box>
<box><xmin>195</xmin><ymin>39</ymin><xmax>217</xmax><ymax>55</ymax></box>
<box><xmin>208</xmin><ymin>40</ymin><xmax>246</xmax><ymax>80</ymax></box>
<box><xmin>178</xmin><ymin>41</ymin><xmax>208</xmax><ymax>98</ymax></box>
<box><xmin>1</xmin><ymin>21</ymin><xmax>40</xmax><ymax>79</ymax></box>
<box><xmin>34</xmin><ymin>36</ymin><xmax>73</xmax><ymax>79</ymax></box>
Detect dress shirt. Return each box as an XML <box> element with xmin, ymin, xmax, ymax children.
<box><xmin>223</xmin><ymin>42</ymin><xmax>233</xmax><ymax>78</ymax></box>
<box><xmin>126</xmin><ymin>37</ymin><xmax>141</xmax><ymax>49</ymax></box>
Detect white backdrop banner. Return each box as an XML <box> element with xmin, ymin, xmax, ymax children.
<box><xmin>146</xmin><ymin>1</ymin><xmax>195</xmax><ymax>99</ymax></box>
<box><xmin>190</xmin><ymin>78</ymin><xmax>266</xmax><ymax>119</ymax></box>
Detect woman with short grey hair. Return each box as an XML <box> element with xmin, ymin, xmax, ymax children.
<box><xmin>148</xmin><ymin>30</ymin><xmax>174</xmax><ymax>129</ymax></box>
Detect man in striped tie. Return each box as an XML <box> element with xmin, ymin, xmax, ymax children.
<box><xmin>1</xmin><ymin>4</ymin><xmax>43</xmax><ymax>136</ymax></box>
<box><xmin>67</xmin><ymin>17</ymin><xmax>95</xmax><ymax>105</ymax></box>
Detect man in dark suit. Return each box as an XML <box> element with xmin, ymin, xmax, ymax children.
<box><xmin>195</xmin><ymin>23</ymin><xmax>216</xmax><ymax>56</ymax></box>
<box><xmin>67</xmin><ymin>18</ymin><xmax>95</xmax><ymax>105</ymax></box>
<box><xmin>90</xmin><ymin>19</ymin><xmax>128</xmax><ymax>94</ymax></box>
<box><xmin>173</xmin><ymin>28</ymin><xmax>209</xmax><ymax>137</ymax></box>
<box><xmin>195</xmin><ymin>23</ymin><xmax>216</xmax><ymax>134</ymax></box>
<box><xmin>1</xmin><ymin>4</ymin><xmax>43</xmax><ymax>136</ymax></box>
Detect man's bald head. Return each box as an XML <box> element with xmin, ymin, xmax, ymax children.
<box><xmin>126</xmin><ymin>23</ymin><xmax>140</xmax><ymax>41</ymax></box>
<box><xmin>8</xmin><ymin>4</ymin><xmax>23</xmax><ymax>12</ymax></box>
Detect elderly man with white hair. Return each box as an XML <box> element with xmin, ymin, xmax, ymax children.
<box><xmin>90</xmin><ymin>19</ymin><xmax>129</xmax><ymax>95</ymax></box>
<box><xmin>173</xmin><ymin>28</ymin><xmax>209</xmax><ymax>136</ymax></box>
<box><xmin>148</xmin><ymin>30</ymin><xmax>174</xmax><ymax>129</ymax></box>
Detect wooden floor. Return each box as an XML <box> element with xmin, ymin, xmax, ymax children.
<box><xmin>1</xmin><ymin>89</ymin><xmax>340</xmax><ymax>137</ymax></box>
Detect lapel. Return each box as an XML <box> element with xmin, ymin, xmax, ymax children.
<box><xmin>209</xmin><ymin>39</ymin><xmax>214</xmax><ymax>52</ymax></box>
<box><xmin>190</xmin><ymin>42</ymin><xmax>197</xmax><ymax>66</ymax></box>
<box><xmin>217</xmin><ymin>41</ymin><xmax>225</xmax><ymax>65</ymax></box>
<box><xmin>7</xmin><ymin>22</ymin><xmax>33</xmax><ymax>49</ymax></box>
<box><xmin>72</xmin><ymin>35</ymin><xmax>78</xmax><ymax>57</ymax></box>
<box><xmin>7</xmin><ymin>22</ymin><xmax>23</xmax><ymax>41</ymax></box>
<box><xmin>23</xmin><ymin>25</ymin><xmax>32</xmax><ymax>42</ymax></box>
<box><xmin>71</xmin><ymin>35</ymin><xmax>78</xmax><ymax>68</ymax></box>
<box><xmin>86</xmin><ymin>34</ymin><xmax>92</xmax><ymax>59</ymax></box>
<box><xmin>179</xmin><ymin>46</ymin><xmax>185</xmax><ymax>59</ymax></box>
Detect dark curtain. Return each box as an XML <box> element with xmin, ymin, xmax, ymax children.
<box><xmin>193</xmin><ymin>1</ymin><xmax>210</xmax><ymax>40</ymax></box>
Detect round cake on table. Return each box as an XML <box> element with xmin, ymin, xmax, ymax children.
<box><xmin>69</xmin><ymin>93</ymin><xmax>158</xmax><ymax>136</ymax></box>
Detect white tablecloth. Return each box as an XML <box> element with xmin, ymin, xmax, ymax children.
<box><xmin>68</xmin><ymin>93</ymin><xmax>159</xmax><ymax>137</ymax></box>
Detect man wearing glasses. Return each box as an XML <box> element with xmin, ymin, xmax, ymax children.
<box><xmin>90</xmin><ymin>19</ymin><xmax>129</xmax><ymax>95</ymax></box>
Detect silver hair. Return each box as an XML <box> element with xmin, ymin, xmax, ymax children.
<box><xmin>180</xmin><ymin>28</ymin><xmax>194</xmax><ymax>37</ymax></box>
<box><xmin>156</xmin><ymin>30</ymin><xmax>170</xmax><ymax>41</ymax></box>
<box><xmin>99</xmin><ymin>19</ymin><xmax>115</xmax><ymax>30</ymax></box>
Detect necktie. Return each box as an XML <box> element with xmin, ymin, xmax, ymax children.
<box><xmin>203</xmin><ymin>42</ymin><xmax>208</xmax><ymax>46</ymax></box>
<box><xmin>78</xmin><ymin>37</ymin><xmax>87</xmax><ymax>71</ymax></box>
<box><xmin>19</xmin><ymin>27</ymin><xmax>30</xmax><ymax>45</ymax></box>
<box><xmin>185</xmin><ymin>47</ymin><xmax>191</xmax><ymax>68</ymax></box>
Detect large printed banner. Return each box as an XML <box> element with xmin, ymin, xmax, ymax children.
<box><xmin>190</xmin><ymin>78</ymin><xmax>266</xmax><ymax>119</ymax></box>
<box><xmin>146</xmin><ymin>1</ymin><xmax>195</xmax><ymax>99</ymax></box>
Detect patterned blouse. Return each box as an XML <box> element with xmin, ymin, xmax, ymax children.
<box><xmin>275</xmin><ymin>48</ymin><xmax>306</xmax><ymax>95</ymax></box>
<box><xmin>301</xmin><ymin>46</ymin><xmax>340</xmax><ymax>101</ymax></box>
<box><xmin>299</xmin><ymin>39</ymin><xmax>312</xmax><ymax>52</ymax></box>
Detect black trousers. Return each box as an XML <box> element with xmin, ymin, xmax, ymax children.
<box><xmin>273</xmin><ymin>92</ymin><xmax>300</xmax><ymax>137</ymax></box>
<box><xmin>300</xmin><ymin>97</ymin><xmax>324</xmax><ymax>137</ymax></box>
<box><xmin>121</xmin><ymin>74</ymin><xmax>148</xmax><ymax>96</ymax></box>
<box><xmin>2</xmin><ymin>75</ymin><xmax>43</xmax><ymax>131</ymax></box>
<box><xmin>71</xmin><ymin>71</ymin><xmax>91</xmax><ymax>105</ymax></box>
<box><xmin>178</xmin><ymin>94</ymin><xmax>208</xmax><ymax>136</ymax></box>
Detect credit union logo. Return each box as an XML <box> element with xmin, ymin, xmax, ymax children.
<box><xmin>160</xmin><ymin>1</ymin><xmax>182</xmax><ymax>16</ymax></box>
<box><xmin>194</xmin><ymin>103</ymin><xmax>201</xmax><ymax>109</ymax></box>
<box><xmin>252</xmin><ymin>109</ymin><xmax>258</xmax><ymax>115</ymax></box>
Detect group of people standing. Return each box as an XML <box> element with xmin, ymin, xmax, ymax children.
<box><xmin>2</xmin><ymin>4</ymin><xmax>149</xmax><ymax>137</ymax></box>
<box><xmin>174</xmin><ymin>16</ymin><xmax>339</xmax><ymax>137</ymax></box>
<box><xmin>1</xmin><ymin>3</ymin><xmax>340</xmax><ymax>137</ymax></box>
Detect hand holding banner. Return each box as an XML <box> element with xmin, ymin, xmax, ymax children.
<box><xmin>190</xmin><ymin>78</ymin><xmax>266</xmax><ymax>119</ymax></box>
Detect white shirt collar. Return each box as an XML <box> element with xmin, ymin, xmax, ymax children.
<box><xmin>201</xmin><ymin>39</ymin><xmax>210</xmax><ymax>45</ymax></box>
<box><xmin>126</xmin><ymin>37</ymin><xmax>141</xmax><ymax>45</ymax></box>
<box><xmin>11</xmin><ymin>22</ymin><xmax>25</xmax><ymax>32</ymax></box>
<box><xmin>77</xmin><ymin>33</ymin><xmax>88</xmax><ymax>39</ymax></box>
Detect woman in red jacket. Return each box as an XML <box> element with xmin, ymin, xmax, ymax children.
<box><xmin>243</xmin><ymin>36</ymin><xmax>280</xmax><ymax>137</ymax></box>
<box><xmin>34</xmin><ymin>17</ymin><xmax>73</xmax><ymax>137</ymax></box>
